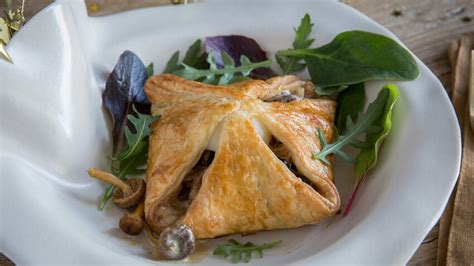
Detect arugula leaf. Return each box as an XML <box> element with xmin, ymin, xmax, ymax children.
<box><xmin>276</xmin><ymin>13</ymin><xmax>314</xmax><ymax>75</ymax></box>
<box><xmin>163</xmin><ymin>51</ymin><xmax>180</xmax><ymax>73</ymax></box>
<box><xmin>213</xmin><ymin>239</ymin><xmax>281</xmax><ymax>263</ymax></box>
<box><xmin>162</xmin><ymin>39</ymin><xmax>209</xmax><ymax>73</ymax></box>
<box><xmin>146</xmin><ymin>63</ymin><xmax>154</xmax><ymax>78</ymax></box>
<box><xmin>173</xmin><ymin>52</ymin><xmax>272</xmax><ymax>85</ymax></box>
<box><xmin>205</xmin><ymin>35</ymin><xmax>275</xmax><ymax>79</ymax></box>
<box><xmin>313</xmin><ymin>87</ymin><xmax>390</xmax><ymax>164</ymax></box>
<box><xmin>354</xmin><ymin>84</ymin><xmax>399</xmax><ymax>181</ymax></box>
<box><xmin>98</xmin><ymin>107</ymin><xmax>158</xmax><ymax>210</ymax></box>
<box><xmin>111</xmin><ymin>106</ymin><xmax>157</xmax><ymax>161</ymax></box>
<box><xmin>277</xmin><ymin>30</ymin><xmax>420</xmax><ymax>90</ymax></box>
<box><xmin>335</xmin><ymin>83</ymin><xmax>366</xmax><ymax>133</ymax></box>
<box><xmin>343</xmin><ymin>85</ymin><xmax>399</xmax><ymax>216</ymax></box>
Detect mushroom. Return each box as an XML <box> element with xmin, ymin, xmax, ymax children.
<box><xmin>264</xmin><ymin>91</ymin><xmax>302</xmax><ymax>103</ymax></box>
<box><xmin>87</xmin><ymin>168</ymin><xmax>146</xmax><ymax>208</ymax></box>
<box><xmin>119</xmin><ymin>201</ymin><xmax>144</xmax><ymax>235</ymax></box>
<box><xmin>156</xmin><ymin>224</ymin><xmax>195</xmax><ymax>260</ymax></box>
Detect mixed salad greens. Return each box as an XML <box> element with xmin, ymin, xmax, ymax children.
<box><xmin>98</xmin><ymin>13</ymin><xmax>419</xmax><ymax>263</ymax></box>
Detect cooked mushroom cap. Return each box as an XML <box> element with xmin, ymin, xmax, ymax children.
<box><xmin>113</xmin><ymin>178</ymin><xmax>145</xmax><ymax>208</ymax></box>
<box><xmin>119</xmin><ymin>214</ymin><xmax>144</xmax><ymax>235</ymax></box>
<box><xmin>157</xmin><ymin>224</ymin><xmax>195</xmax><ymax>260</ymax></box>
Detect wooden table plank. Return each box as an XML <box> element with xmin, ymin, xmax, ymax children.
<box><xmin>1</xmin><ymin>0</ymin><xmax>473</xmax><ymax>265</ymax></box>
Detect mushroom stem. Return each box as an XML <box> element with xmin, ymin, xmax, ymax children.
<box><xmin>87</xmin><ymin>168</ymin><xmax>133</xmax><ymax>195</ymax></box>
<box><xmin>133</xmin><ymin>201</ymin><xmax>145</xmax><ymax>217</ymax></box>
<box><xmin>119</xmin><ymin>201</ymin><xmax>145</xmax><ymax>235</ymax></box>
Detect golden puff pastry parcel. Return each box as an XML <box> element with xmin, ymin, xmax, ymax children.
<box><xmin>144</xmin><ymin>74</ymin><xmax>340</xmax><ymax>239</ymax></box>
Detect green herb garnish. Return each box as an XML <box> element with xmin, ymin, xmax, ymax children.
<box><xmin>98</xmin><ymin>106</ymin><xmax>158</xmax><ymax>210</ymax></box>
<box><xmin>146</xmin><ymin>63</ymin><xmax>154</xmax><ymax>77</ymax></box>
<box><xmin>163</xmin><ymin>39</ymin><xmax>208</xmax><ymax>73</ymax></box>
<box><xmin>110</xmin><ymin>107</ymin><xmax>156</xmax><ymax>161</ymax></box>
<box><xmin>313</xmin><ymin>86</ymin><xmax>391</xmax><ymax>164</ymax></box>
<box><xmin>173</xmin><ymin>52</ymin><xmax>272</xmax><ymax>85</ymax></box>
<box><xmin>277</xmin><ymin>30</ymin><xmax>419</xmax><ymax>92</ymax></box>
<box><xmin>213</xmin><ymin>239</ymin><xmax>282</xmax><ymax>263</ymax></box>
<box><xmin>313</xmin><ymin>85</ymin><xmax>400</xmax><ymax>215</ymax></box>
<box><xmin>276</xmin><ymin>13</ymin><xmax>314</xmax><ymax>75</ymax></box>
<box><xmin>163</xmin><ymin>51</ymin><xmax>180</xmax><ymax>73</ymax></box>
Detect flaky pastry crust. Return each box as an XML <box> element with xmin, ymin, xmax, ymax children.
<box><xmin>144</xmin><ymin>74</ymin><xmax>340</xmax><ymax>239</ymax></box>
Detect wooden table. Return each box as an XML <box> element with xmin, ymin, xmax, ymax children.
<box><xmin>1</xmin><ymin>0</ymin><xmax>473</xmax><ymax>265</ymax></box>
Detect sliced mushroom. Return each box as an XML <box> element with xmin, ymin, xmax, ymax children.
<box><xmin>119</xmin><ymin>201</ymin><xmax>144</xmax><ymax>235</ymax></box>
<box><xmin>264</xmin><ymin>91</ymin><xmax>302</xmax><ymax>103</ymax></box>
<box><xmin>156</xmin><ymin>224</ymin><xmax>195</xmax><ymax>260</ymax></box>
<box><xmin>87</xmin><ymin>168</ymin><xmax>146</xmax><ymax>208</ymax></box>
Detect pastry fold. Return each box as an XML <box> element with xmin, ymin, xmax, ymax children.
<box><xmin>144</xmin><ymin>74</ymin><xmax>340</xmax><ymax>239</ymax></box>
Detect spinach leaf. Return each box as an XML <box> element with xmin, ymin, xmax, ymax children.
<box><xmin>343</xmin><ymin>85</ymin><xmax>399</xmax><ymax>215</ymax></box>
<box><xmin>102</xmin><ymin>50</ymin><xmax>150</xmax><ymax>155</ymax></box>
<box><xmin>335</xmin><ymin>83</ymin><xmax>366</xmax><ymax>133</ymax></box>
<box><xmin>276</xmin><ymin>13</ymin><xmax>314</xmax><ymax>75</ymax></box>
<box><xmin>354</xmin><ymin>84</ymin><xmax>399</xmax><ymax>181</ymax></box>
<box><xmin>277</xmin><ymin>30</ymin><xmax>420</xmax><ymax>90</ymax></box>
<box><xmin>206</xmin><ymin>35</ymin><xmax>275</xmax><ymax>79</ymax></box>
<box><xmin>315</xmin><ymin>85</ymin><xmax>348</xmax><ymax>96</ymax></box>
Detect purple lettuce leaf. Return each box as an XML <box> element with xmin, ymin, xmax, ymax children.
<box><xmin>102</xmin><ymin>50</ymin><xmax>150</xmax><ymax>155</ymax></box>
<box><xmin>205</xmin><ymin>35</ymin><xmax>275</xmax><ymax>79</ymax></box>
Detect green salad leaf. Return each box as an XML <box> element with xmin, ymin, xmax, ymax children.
<box><xmin>335</xmin><ymin>83</ymin><xmax>366</xmax><ymax>133</ymax></box>
<box><xmin>315</xmin><ymin>85</ymin><xmax>348</xmax><ymax>96</ymax></box>
<box><xmin>173</xmin><ymin>52</ymin><xmax>272</xmax><ymax>85</ymax></box>
<box><xmin>213</xmin><ymin>239</ymin><xmax>281</xmax><ymax>263</ymax></box>
<box><xmin>163</xmin><ymin>39</ymin><xmax>209</xmax><ymax>73</ymax></box>
<box><xmin>276</xmin><ymin>13</ymin><xmax>314</xmax><ymax>75</ymax></box>
<box><xmin>277</xmin><ymin>30</ymin><xmax>419</xmax><ymax>91</ymax></box>
<box><xmin>313</xmin><ymin>86</ymin><xmax>391</xmax><ymax>164</ymax></box>
<box><xmin>182</xmin><ymin>39</ymin><xmax>209</xmax><ymax>69</ymax></box>
<box><xmin>146</xmin><ymin>63</ymin><xmax>154</xmax><ymax>77</ymax></box>
<box><xmin>313</xmin><ymin>85</ymin><xmax>400</xmax><ymax>216</ymax></box>
<box><xmin>110</xmin><ymin>107</ymin><xmax>157</xmax><ymax>161</ymax></box>
<box><xmin>354</xmin><ymin>84</ymin><xmax>399</xmax><ymax>181</ymax></box>
<box><xmin>98</xmin><ymin>107</ymin><xmax>158</xmax><ymax>210</ymax></box>
<box><xmin>163</xmin><ymin>51</ymin><xmax>180</xmax><ymax>73</ymax></box>
<box><xmin>343</xmin><ymin>85</ymin><xmax>399</xmax><ymax>215</ymax></box>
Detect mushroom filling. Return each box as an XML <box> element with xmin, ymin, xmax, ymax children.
<box><xmin>264</xmin><ymin>91</ymin><xmax>303</xmax><ymax>103</ymax></box>
<box><xmin>269</xmin><ymin>138</ymin><xmax>315</xmax><ymax>187</ymax></box>
<box><xmin>154</xmin><ymin>150</ymin><xmax>215</xmax><ymax>231</ymax></box>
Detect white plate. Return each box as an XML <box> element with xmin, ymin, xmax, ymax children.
<box><xmin>0</xmin><ymin>0</ymin><xmax>461</xmax><ymax>264</ymax></box>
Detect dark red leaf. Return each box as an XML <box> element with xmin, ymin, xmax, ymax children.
<box><xmin>205</xmin><ymin>35</ymin><xmax>275</xmax><ymax>79</ymax></box>
<box><xmin>102</xmin><ymin>51</ymin><xmax>150</xmax><ymax>155</ymax></box>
